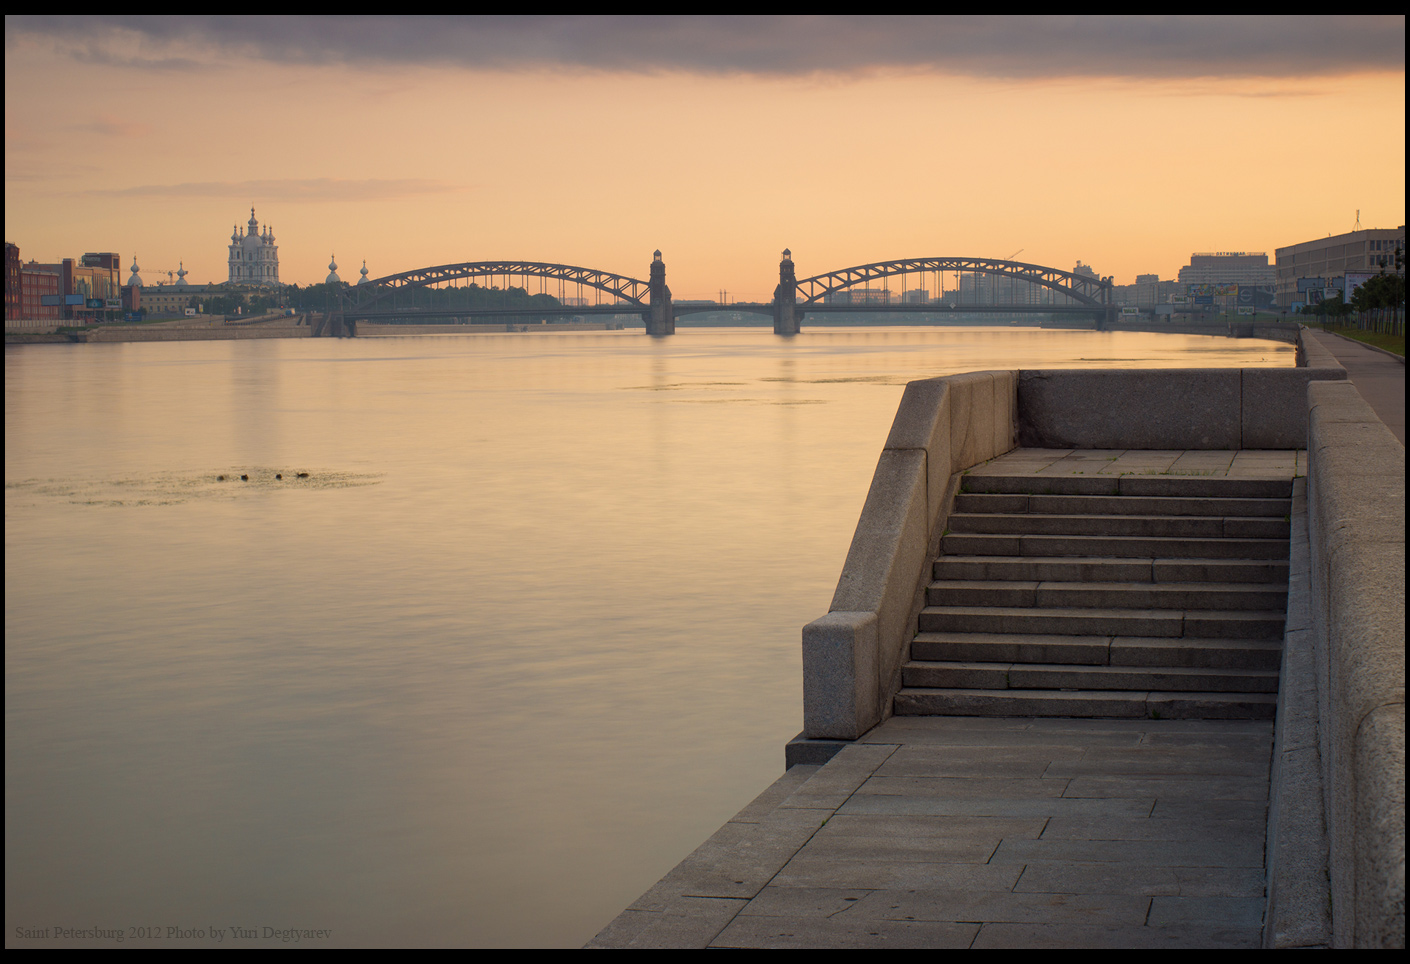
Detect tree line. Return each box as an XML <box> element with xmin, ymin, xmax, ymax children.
<box><xmin>1303</xmin><ymin>271</ymin><xmax>1405</xmax><ymax>317</ymax></box>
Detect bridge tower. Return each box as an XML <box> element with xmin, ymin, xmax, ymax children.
<box><xmin>646</xmin><ymin>250</ymin><xmax>674</xmax><ymax>336</ymax></box>
<box><xmin>773</xmin><ymin>248</ymin><xmax>800</xmax><ymax>335</ymax></box>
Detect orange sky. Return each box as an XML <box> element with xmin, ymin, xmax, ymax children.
<box><xmin>5</xmin><ymin>17</ymin><xmax>1404</xmax><ymax>300</ymax></box>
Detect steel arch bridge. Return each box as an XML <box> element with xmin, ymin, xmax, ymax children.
<box><xmin>793</xmin><ymin>257</ymin><xmax>1112</xmax><ymax>308</ymax></box>
<box><xmin>343</xmin><ymin>260</ymin><xmax>654</xmax><ymax>313</ymax></box>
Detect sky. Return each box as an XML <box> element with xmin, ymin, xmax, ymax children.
<box><xmin>5</xmin><ymin>15</ymin><xmax>1405</xmax><ymax>300</ymax></box>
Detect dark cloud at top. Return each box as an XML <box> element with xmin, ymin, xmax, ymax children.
<box><xmin>8</xmin><ymin>15</ymin><xmax>1405</xmax><ymax>80</ymax></box>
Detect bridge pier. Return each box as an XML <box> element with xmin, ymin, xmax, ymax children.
<box><xmin>645</xmin><ymin>250</ymin><xmax>674</xmax><ymax>336</ymax></box>
<box><xmin>773</xmin><ymin>249</ymin><xmax>800</xmax><ymax>335</ymax></box>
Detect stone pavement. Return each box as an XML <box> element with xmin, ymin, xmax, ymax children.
<box><xmin>588</xmin><ymin>716</ymin><xmax>1273</xmax><ymax>949</ymax></box>
<box><xmin>1302</xmin><ymin>328</ymin><xmax>1405</xmax><ymax>445</ymax></box>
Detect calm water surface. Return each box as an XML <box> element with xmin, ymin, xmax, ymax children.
<box><xmin>5</xmin><ymin>327</ymin><xmax>1293</xmax><ymax>947</ymax></box>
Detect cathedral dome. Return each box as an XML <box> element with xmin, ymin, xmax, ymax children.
<box><xmin>325</xmin><ymin>255</ymin><xmax>341</xmax><ymax>285</ymax></box>
<box><xmin>126</xmin><ymin>256</ymin><xmax>143</xmax><ymax>287</ymax></box>
<box><xmin>357</xmin><ymin>260</ymin><xmax>370</xmax><ymax>285</ymax></box>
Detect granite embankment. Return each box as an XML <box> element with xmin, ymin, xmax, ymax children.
<box><xmin>591</xmin><ymin>326</ymin><xmax>1403</xmax><ymax>949</ymax></box>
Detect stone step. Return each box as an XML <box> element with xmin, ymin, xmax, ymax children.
<box><xmin>940</xmin><ymin>532</ymin><xmax>1291</xmax><ymax>560</ymax></box>
<box><xmin>910</xmin><ymin>632</ymin><xmax>1282</xmax><ymax>670</ymax></box>
<box><xmin>933</xmin><ymin>555</ymin><xmax>1290</xmax><ymax>584</ymax></box>
<box><xmin>901</xmin><ymin>660</ymin><xmax>1280</xmax><ymax>693</ymax></box>
<box><xmin>918</xmin><ymin>605</ymin><xmax>1288</xmax><ymax>639</ymax></box>
<box><xmin>926</xmin><ymin>580</ymin><xmax>1288</xmax><ymax>612</ymax></box>
<box><xmin>893</xmin><ymin>687</ymin><xmax>1279</xmax><ymax>720</ymax></box>
<box><xmin>955</xmin><ymin>492</ymin><xmax>1290</xmax><ymax>517</ymax></box>
<box><xmin>904</xmin><ymin>468</ymin><xmax>1291</xmax><ymax>720</ymax></box>
<box><xmin>948</xmin><ymin>512</ymin><xmax>1291</xmax><ymax>539</ymax></box>
<box><xmin>960</xmin><ymin>474</ymin><xmax>1293</xmax><ymax>499</ymax></box>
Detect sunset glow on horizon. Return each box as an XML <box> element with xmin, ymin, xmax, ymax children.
<box><xmin>6</xmin><ymin>16</ymin><xmax>1404</xmax><ymax>300</ymax></box>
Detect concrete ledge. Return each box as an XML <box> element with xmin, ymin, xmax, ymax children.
<box><xmin>1018</xmin><ymin>370</ymin><xmax>1241</xmax><ymax>449</ymax></box>
<box><xmin>803</xmin><ymin>371</ymin><xmax>1018</xmax><ymax>739</ymax></box>
<box><xmin>1264</xmin><ymin>478</ymin><xmax>1332</xmax><ymax>947</ymax></box>
<box><xmin>1242</xmin><ymin>368</ymin><xmax>1347</xmax><ymax>448</ymax></box>
<box><xmin>784</xmin><ymin>732</ymin><xmax>851</xmax><ymax>769</ymax></box>
<box><xmin>803</xmin><ymin>612</ymin><xmax>880</xmax><ymax>740</ymax></box>
<box><xmin>1354</xmin><ymin>703</ymin><xmax>1405</xmax><ymax>948</ymax></box>
<box><xmin>1306</xmin><ymin>379</ymin><xmax>1405</xmax><ymax>947</ymax></box>
<box><xmin>1298</xmin><ymin>327</ymin><xmax>1345</xmax><ymax>369</ymax></box>
<box><xmin>829</xmin><ymin>449</ymin><xmax>929</xmax><ymax>703</ymax></box>
<box><xmin>1017</xmin><ymin>367</ymin><xmax>1346</xmax><ymax>450</ymax></box>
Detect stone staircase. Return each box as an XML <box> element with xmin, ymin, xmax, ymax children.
<box><xmin>895</xmin><ymin>472</ymin><xmax>1292</xmax><ymax>720</ymax></box>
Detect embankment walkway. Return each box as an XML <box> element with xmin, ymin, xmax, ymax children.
<box><xmin>590</xmin><ymin>450</ymin><xmax>1301</xmax><ymax>949</ymax></box>
<box><xmin>1301</xmin><ymin>329</ymin><xmax>1404</xmax><ymax>444</ymax></box>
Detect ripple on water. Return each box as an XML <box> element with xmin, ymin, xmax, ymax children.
<box><xmin>5</xmin><ymin>470</ymin><xmax>381</xmax><ymax>507</ymax></box>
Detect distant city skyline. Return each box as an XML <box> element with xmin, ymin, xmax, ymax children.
<box><xmin>5</xmin><ymin>16</ymin><xmax>1404</xmax><ymax>300</ymax></box>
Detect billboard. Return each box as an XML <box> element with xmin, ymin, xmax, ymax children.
<box><xmin>1237</xmin><ymin>285</ymin><xmax>1276</xmax><ymax>309</ymax></box>
<box><xmin>1187</xmin><ymin>283</ymin><xmax>1238</xmax><ymax>297</ymax></box>
<box><xmin>1345</xmin><ymin>271</ymin><xmax>1376</xmax><ymax>300</ymax></box>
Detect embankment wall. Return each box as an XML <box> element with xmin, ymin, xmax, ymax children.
<box><xmin>1304</xmin><ymin>380</ymin><xmax>1404</xmax><ymax>948</ymax></box>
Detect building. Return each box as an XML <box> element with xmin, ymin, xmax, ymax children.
<box><xmin>1113</xmin><ymin>273</ymin><xmax>1181</xmax><ymax>310</ymax></box>
<box><xmin>1275</xmin><ymin>225</ymin><xmax>1405</xmax><ymax>308</ymax></box>
<box><xmin>5</xmin><ymin>243</ymin><xmax>20</xmax><ymax>320</ymax></box>
<box><xmin>19</xmin><ymin>260</ymin><xmax>61</xmax><ymax>320</ymax></box>
<box><xmin>140</xmin><ymin>263</ymin><xmax>215</xmax><ymax>317</ymax></box>
<box><xmin>6</xmin><ymin>249</ymin><xmax>123</xmax><ymax>322</ymax></box>
<box><xmin>1172</xmin><ymin>253</ymin><xmax>1274</xmax><ymax>312</ymax></box>
<box><xmin>1177</xmin><ymin>252</ymin><xmax>1275</xmax><ymax>287</ymax></box>
<box><xmin>227</xmin><ymin>207</ymin><xmax>280</xmax><ymax>286</ymax></box>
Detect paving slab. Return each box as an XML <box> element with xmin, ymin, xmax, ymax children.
<box><xmin>590</xmin><ymin>715</ymin><xmax>1275</xmax><ymax>948</ymax></box>
<box><xmin>970</xmin><ymin>921</ymin><xmax>1261</xmax><ymax>948</ymax></box>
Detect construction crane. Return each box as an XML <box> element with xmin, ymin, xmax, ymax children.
<box><xmin>1005</xmin><ymin>249</ymin><xmax>1024</xmax><ymax>261</ymax></box>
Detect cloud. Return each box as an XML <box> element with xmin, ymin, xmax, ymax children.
<box><xmin>81</xmin><ymin>178</ymin><xmax>465</xmax><ymax>201</ymax></box>
<box><xmin>68</xmin><ymin>116</ymin><xmax>155</xmax><ymax>139</ymax></box>
<box><xmin>9</xmin><ymin>15</ymin><xmax>1404</xmax><ymax>80</ymax></box>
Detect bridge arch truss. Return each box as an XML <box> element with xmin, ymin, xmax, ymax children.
<box><xmin>343</xmin><ymin>261</ymin><xmax>653</xmax><ymax>315</ymax></box>
<box><xmin>794</xmin><ymin>257</ymin><xmax>1113</xmax><ymax>309</ymax></box>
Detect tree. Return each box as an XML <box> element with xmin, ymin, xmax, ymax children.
<box><xmin>1350</xmin><ymin>272</ymin><xmax>1406</xmax><ymax>312</ymax></box>
<box><xmin>1302</xmin><ymin>293</ymin><xmax>1353</xmax><ymax>318</ymax></box>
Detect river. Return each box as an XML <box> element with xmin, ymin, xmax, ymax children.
<box><xmin>5</xmin><ymin>326</ymin><xmax>1294</xmax><ymax>947</ymax></box>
